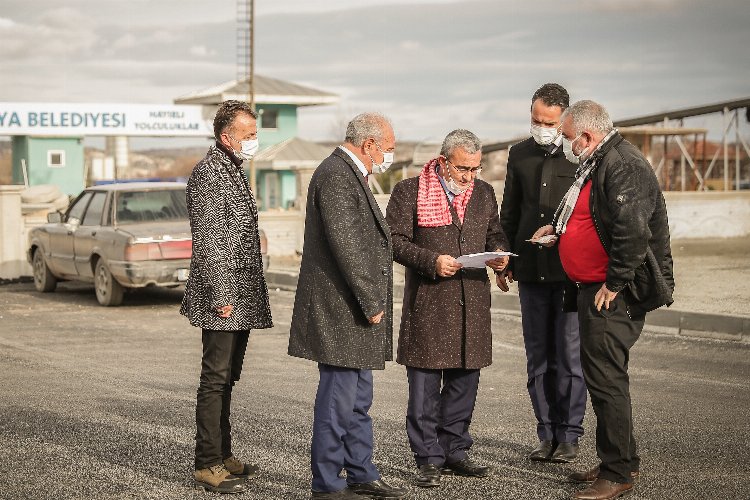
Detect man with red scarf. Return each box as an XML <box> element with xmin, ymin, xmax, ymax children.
<box><xmin>386</xmin><ymin>129</ymin><xmax>510</xmax><ymax>490</ymax></box>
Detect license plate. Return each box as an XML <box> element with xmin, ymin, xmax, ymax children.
<box><xmin>177</xmin><ymin>269</ymin><xmax>189</xmax><ymax>281</ymax></box>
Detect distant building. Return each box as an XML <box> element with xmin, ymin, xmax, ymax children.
<box><xmin>174</xmin><ymin>75</ymin><xmax>338</xmax><ymax>210</ymax></box>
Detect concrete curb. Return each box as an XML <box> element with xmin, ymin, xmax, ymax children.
<box><xmin>266</xmin><ymin>269</ymin><xmax>750</xmax><ymax>343</ymax></box>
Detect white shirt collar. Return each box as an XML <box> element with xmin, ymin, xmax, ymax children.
<box><xmin>338</xmin><ymin>145</ymin><xmax>369</xmax><ymax>178</ymax></box>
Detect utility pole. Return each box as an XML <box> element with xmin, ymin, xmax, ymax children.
<box><xmin>248</xmin><ymin>0</ymin><xmax>257</xmax><ymax>194</ymax></box>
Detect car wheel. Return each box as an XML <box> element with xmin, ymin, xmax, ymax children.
<box><xmin>94</xmin><ymin>259</ymin><xmax>124</xmax><ymax>306</ymax></box>
<box><xmin>32</xmin><ymin>249</ymin><xmax>57</xmax><ymax>292</ymax></box>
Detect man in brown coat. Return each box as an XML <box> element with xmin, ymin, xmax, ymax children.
<box><xmin>386</xmin><ymin>129</ymin><xmax>510</xmax><ymax>489</ymax></box>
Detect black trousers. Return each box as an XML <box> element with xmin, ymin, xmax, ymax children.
<box><xmin>195</xmin><ymin>329</ymin><xmax>250</xmax><ymax>470</ymax></box>
<box><xmin>577</xmin><ymin>284</ymin><xmax>643</xmax><ymax>484</ymax></box>
<box><xmin>518</xmin><ymin>281</ymin><xmax>587</xmax><ymax>443</ymax></box>
<box><xmin>405</xmin><ymin>367</ymin><xmax>481</xmax><ymax>467</ymax></box>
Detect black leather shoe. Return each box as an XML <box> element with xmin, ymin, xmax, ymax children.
<box><xmin>442</xmin><ymin>458</ymin><xmax>492</xmax><ymax>477</ymax></box>
<box><xmin>414</xmin><ymin>463</ymin><xmax>441</xmax><ymax>488</ymax></box>
<box><xmin>528</xmin><ymin>440</ymin><xmax>555</xmax><ymax>461</ymax></box>
<box><xmin>310</xmin><ymin>488</ymin><xmax>361</xmax><ymax>499</ymax></box>
<box><xmin>550</xmin><ymin>441</ymin><xmax>579</xmax><ymax>463</ymax></box>
<box><xmin>347</xmin><ymin>479</ymin><xmax>409</xmax><ymax>499</ymax></box>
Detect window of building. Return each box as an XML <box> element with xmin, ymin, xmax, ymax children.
<box><xmin>48</xmin><ymin>150</ymin><xmax>66</xmax><ymax>168</ymax></box>
<box><xmin>264</xmin><ymin>172</ymin><xmax>280</xmax><ymax>209</ymax></box>
<box><xmin>261</xmin><ymin>109</ymin><xmax>278</xmax><ymax>129</ymax></box>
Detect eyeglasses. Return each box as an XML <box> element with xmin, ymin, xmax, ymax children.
<box><xmin>446</xmin><ymin>160</ymin><xmax>482</xmax><ymax>175</ymax></box>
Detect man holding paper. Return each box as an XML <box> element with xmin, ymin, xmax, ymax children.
<box><xmin>386</xmin><ymin>129</ymin><xmax>509</xmax><ymax>490</ymax></box>
<box><xmin>499</xmin><ymin>83</ymin><xmax>587</xmax><ymax>464</ymax></box>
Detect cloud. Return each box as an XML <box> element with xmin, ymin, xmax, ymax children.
<box><xmin>0</xmin><ymin>0</ymin><xmax>748</xmax><ymax>145</ymax></box>
<box><xmin>579</xmin><ymin>0</ymin><xmax>679</xmax><ymax>12</ymax></box>
<box><xmin>189</xmin><ymin>45</ymin><xmax>217</xmax><ymax>58</ymax></box>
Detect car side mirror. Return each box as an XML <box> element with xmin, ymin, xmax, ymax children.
<box><xmin>47</xmin><ymin>211</ymin><xmax>63</xmax><ymax>223</ymax></box>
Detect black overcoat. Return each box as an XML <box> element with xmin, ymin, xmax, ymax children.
<box><xmin>288</xmin><ymin>148</ymin><xmax>394</xmax><ymax>370</ymax></box>
<box><xmin>386</xmin><ymin>176</ymin><xmax>509</xmax><ymax>370</ymax></box>
<box><xmin>500</xmin><ymin>137</ymin><xmax>577</xmax><ymax>283</ymax></box>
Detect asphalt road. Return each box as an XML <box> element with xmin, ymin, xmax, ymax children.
<box><xmin>0</xmin><ymin>282</ymin><xmax>748</xmax><ymax>500</ymax></box>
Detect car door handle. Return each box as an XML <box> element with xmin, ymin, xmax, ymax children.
<box><xmin>91</xmin><ymin>231</ymin><xmax>97</xmax><ymax>236</ymax></box>
<box><xmin>67</xmin><ymin>230</ymin><xmax>73</xmax><ymax>235</ymax></box>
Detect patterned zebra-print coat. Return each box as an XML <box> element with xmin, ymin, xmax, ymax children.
<box><xmin>180</xmin><ymin>143</ymin><xmax>273</xmax><ymax>331</ymax></box>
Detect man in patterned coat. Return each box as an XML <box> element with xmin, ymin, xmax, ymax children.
<box><xmin>288</xmin><ymin>113</ymin><xmax>408</xmax><ymax>500</ymax></box>
<box><xmin>386</xmin><ymin>129</ymin><xmax>510</xmax><ymax>489</ymax></box>
<box><xmin>181</xmin><ymin>100</ymin><xmax>273</xmax><ymax>494</ymax></box>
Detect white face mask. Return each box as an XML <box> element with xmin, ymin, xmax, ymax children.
<box><xmin>228</xmin><ymin>135</ymin><xmax>259</xmax><ymax>161</ymax></box>
<box><xmin>530</xmin><ymin>123</ymin><xmax>561</xmax><ymax>146</ymax></box>
<box><xmin>444</xmin><ymin>163</ymin><xmax>470</xmax><ymax>195</ymax></box>
<box><xmin>562</xmin><ymin>134</ymin><xmax>589</xmax><ymax>165</ymax></box>
<box><xmin>447</xmin><ymin>177</ymin><xmax>468</xmax><ymax>195</ymax></box>
<box><xmin>369</xmin><ymin>143</ymin><xmax>394</xmax><ymax>174</ymax></box>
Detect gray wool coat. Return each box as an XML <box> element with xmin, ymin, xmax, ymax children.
<box><xmin>386</xmin><ymin>176</ymin><xmax>509</xmax><ymax>370</ymax></box>
<box><xmin>180</xmin><ymin>143</ymin><xmax>273</xmax><ymax>332</ymax></box>
<box><xmin>288</xmin><ymin>148</ymin><xmax>394</xmax><ymax>370</ymax></box>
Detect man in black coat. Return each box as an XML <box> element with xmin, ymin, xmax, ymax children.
<box><xmin>499</xmin><ymin>83</ymin><xmax>587</xmax><ymax>463</ymax></box>
<box><xmin>534</xmin><ymin>100</ymin><xmax>674</xmax><ymax>500</ymax></box>
<box><xmin>181</xmin><ymin>100</ymin><xmax>273</xmax><ymax>494</ymax></box>
<box><xmin>288</xmin><ymin>113</ymin><xmax>408</xmax><ymax>500</ymax></box>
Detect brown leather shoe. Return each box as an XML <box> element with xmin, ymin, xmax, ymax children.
<box><xmin>572</xmin><ymin>478</ymin><xmax>633</xmax><ymax>499</ymax></box>
<box><xmin>569</xmin><ymin>466</ymin><xmax>640</xmax><ymax>484</ymax></box>
<box><xmin>194</xmin><ymin>464</ymin><xmax>247</xmax><ymax>494</ymax></box>
<box><xmin>223</xmin><ymin>455</ymin><xmax>259</xmax><ymax>479</ymax></box>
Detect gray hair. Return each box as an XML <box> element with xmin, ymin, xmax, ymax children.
<box><xmin>344</xmin><ymin>112</ymin><xmax>392</xmax><ymax>146</ymax></box>
<box><xmin>440</xmin><ymin>129</ymin><xmax>482</xmax><ymax>158</ymax></box>
<box><xmin>562</xmin><ymin>100</ymin><xmax>614</xmax><ymax>137</ymax></box>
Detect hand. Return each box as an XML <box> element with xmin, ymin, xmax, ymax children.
<box><xmin>368</xmin><ymin>311</ymin><xmax>384</xmax><ymax>324</ymax></box>
<box><xmin>496</xmin><ymin>270</ymin><xmax>514</xmax><ymax>292</ymax></box>
<box><xmin>436</xmin><ymin>254</ymin><xmax>463</xmax><ymax>277</ymax></box>
<box><xmin>531</xmin><ymin>225</ymin><xmax>558</xmax><ymax>247</ymax></box>
<box><xmin>216</xmin><ymin>305</ymin><xmax>234</xmax><ymax>318</ymax></box>
<box><xmin>485</xmin><ymin>255</ymin><xmax>509</xmax><ymax>273</ymax></box>
<box><xmin>594</xmin><ymin>284</ymin><xmax>618</xmax><ymax>311</ymax></box>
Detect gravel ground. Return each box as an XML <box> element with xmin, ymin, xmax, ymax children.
<box><xmin>668</xmin><ymin>236</ymin><xmax>750</xmax><ymax>316</ymax></box>
<box><xmin>0</xmin><ymin>282</ymin><xmax>749</xmax><ymax>499</ymax></box>
<box><xmin>275</xmin><ymin>236</ymin><xmax>750</xmax><ymax>318</ymax></box>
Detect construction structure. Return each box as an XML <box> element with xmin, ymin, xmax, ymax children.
<box><xmin>484</xmin><ymin>96</ymin><xmax>750</xmax><ymax>192</ymax></box>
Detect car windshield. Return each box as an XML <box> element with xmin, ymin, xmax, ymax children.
<box><xmin>115</xmin><ymin>189</ymin><xmax>188</xmax><ymax>224</ymax></box>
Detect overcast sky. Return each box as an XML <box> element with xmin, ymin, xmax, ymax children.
<box><xmin>1</xmin><ymin>0</ymin><xmax>749</xmax><ymax>148</ymax></box>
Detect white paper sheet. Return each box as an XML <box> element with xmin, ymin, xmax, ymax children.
<box><xmin>455</xmin><ymin>251</ymin><xmax>517</xmax><ymax>268</ymax></box>
<box><xmin>526</xmin><ymin>234</ymin><xmax>557</xmax><ymax>244</ymax></box>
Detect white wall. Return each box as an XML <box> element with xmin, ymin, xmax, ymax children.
<box><xmin>0</xmin><ymin>186</ymin><xmax>29</xmax><ymax>279</ymax></box>
<box><xmin>664</xmin><ymin>191</ymin><xmax>750</xmax><ymax>239</ymax></box>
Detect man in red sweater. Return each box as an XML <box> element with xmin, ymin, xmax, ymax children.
<box><xmin>533</xmin><ymin>100</ymin><xmax>674</xmax><ymax>500</ymax></box>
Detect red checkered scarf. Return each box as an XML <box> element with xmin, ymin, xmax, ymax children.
<box><xmin>416</xmin><ymin>158</ymin><xmax>474</xmax><ymax>227</ymax></box>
